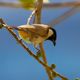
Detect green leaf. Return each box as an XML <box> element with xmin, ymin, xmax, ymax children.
<box><xmin>19</xmin><ymin>0</ymin><xmax>50</xmax><ymax>10</ymax></box>
<box><xmin>75</xmin><ymin>78</ymin><xmax>80</xmax><ymax>80</ymax></box>
<box><xmin>36</xmin><ymin>50</ymin><xmax>42</xmax><ymax>58</ymax></box>
<box><xmin>19</xmin><ymin>0</ymin><xmax>36</xmax><ymax>10</ymax></box>
<box><xmin>51</xmin><ymin>64</ymin><xmax>56</xmax><ymax>69</ymax></box>
<box><xmin>0</xmin><ymin>24</ymin><xmax>3</xmax><ymax>29</ymax></box>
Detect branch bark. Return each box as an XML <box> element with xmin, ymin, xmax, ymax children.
<box><xmin>48</xmin><ymin>5</ymin><xmax>80</xmax><ymax>26</ymax></box>
<box><xmin>0</xmin><ymin>2</ymin><xmax>80</xmax><ymax>8</ymax></box>
<box><xmin>34</xmin><ymin>0</ymin><xmax>53</xmax><ymax>80</ymax></box>
<box><xmin>27</xmin><ymin>8</ymin><xmax>37</xmax><ymax>24</ymax></box>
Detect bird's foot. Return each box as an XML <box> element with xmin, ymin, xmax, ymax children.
<box><xmin>36</xmin><ymin>50</ymin><xmax>42</xmax><ymax>58</ymax></box>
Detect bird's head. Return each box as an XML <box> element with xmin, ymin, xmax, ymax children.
<box><xmin>46</xmin><ymin>28</ymin><xmax>57</xmax><ymax>46</ymax></box>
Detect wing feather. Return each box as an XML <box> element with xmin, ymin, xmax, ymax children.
<box><xmin>18</xmin><ymin>24</ymin><xmax>50</xmax><ymax>37</ymax></box>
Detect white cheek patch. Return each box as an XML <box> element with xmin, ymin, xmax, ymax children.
<box><xmin>48</xmin><ymin>29</ymin><xmax>53</xmax><ymax>38</ymax></box>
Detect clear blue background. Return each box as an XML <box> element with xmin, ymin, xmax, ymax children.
<box><xmin>0</xmin><ymin>0</ymin><xmax>80</xmax><ymax>80</ymax></box>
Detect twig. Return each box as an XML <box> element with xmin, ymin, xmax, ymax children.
<box><xmin>48</xmin><ymin>6</ymin><xmax>80</xmax><ymax>27</ymax></box>
<box><xmin>27</xmin><ymin>8</ymin><xmax>37</xmax><ymax>24</ymax></box>
<box><xmin>43</xmin><ymin>2</ymin><xmax>80</xmax><ymax>8</ymax></box>
<box><xmin>39</xmin><ymin>43</ymin><xmax>53</xmax><ymax>80</ymax></box>
<box><xmin>0</xmin><ymin>18</ymin><xmax>51</xmax><ymax>70</ymax></box>
<box><xmin>0</xmin><ymin>2</ymin><xmax>80</xmax><ymax>8</ymax></box>
<box><xmin>0</xmin><ymin>18</ymin><xmax>68</xmax><ymax>80</ymax></box>
<box><xmin>34</xmin><ymin>0</ymin><xmax>53</xmax><ymax>80</ymax></box>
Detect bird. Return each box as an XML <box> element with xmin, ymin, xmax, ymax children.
<box><xmin>18</xmin><ymin>24</ymin><xmax>57</xmax><ymax>47</ymax></box>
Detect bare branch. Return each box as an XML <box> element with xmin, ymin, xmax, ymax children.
<box><xmin>0</xmin><ymin>2</ymin><xmax>21</xmax><ymax>8</ymax></box>
<box><xmin>34</xmin><ymin>0</ymin><xmax>53</xmax><ymax>80</ymax></box>
<box><xmin>48</xmin><ymin>6</ymin><xmax>80</xmax><ymax>27</ymax></box>
<box><xmin>0</xmin><ymin>2</ymin><xmax>80</xmax><ymax>9</ymax></box>
<box><xmin>27</xmin><ymin>9</ymin><xmax>37</xmax><ymax>24</ymax></box>
<box><xmin>0</xmin><ymin>18</ymin><xmax>68</xmax><ymax>80</ymax></box>
<box><xmin>43</xmin><ymin>2</ymin><xmax>80</xmax><ymax>8</ymax></box>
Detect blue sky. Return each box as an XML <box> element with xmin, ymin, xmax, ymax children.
<box><xmin>0</xmin><ymin>0</ymin><xmax>80</xmax><ymax>80</ymax></box>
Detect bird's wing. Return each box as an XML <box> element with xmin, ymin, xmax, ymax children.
<box><xmin>32</xmin><ymin>24</ymin><xmax>50</xmax><ymax>36</ymax></box>
<box><xmin>19</xmin><ymin>24</ymin><xmax>50</xmax><ymax>37</ymax></box>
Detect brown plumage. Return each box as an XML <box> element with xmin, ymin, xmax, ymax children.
<box><xmin>18</xmin><ymin>24</ymin><xmax>57</xmax><ymax>47</ymax></box>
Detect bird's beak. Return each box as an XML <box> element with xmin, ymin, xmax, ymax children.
<box><xmin>53</xmin><ymin>41</ymin><xmax>56</xmax><ymax>46</ymax></box>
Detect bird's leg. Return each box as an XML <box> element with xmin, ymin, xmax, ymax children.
<box><xmin>33</xmin><ymin>45</ymin><xmax>42</xmax><ymax>57</ymax></box>
<box><xmin>35</xmin><ymin>46</ymin><xmax>40</xmax><ymax>51</ymax></box>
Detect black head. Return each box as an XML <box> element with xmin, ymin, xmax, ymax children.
<box><xmin>46</xmin><ymin>28</ymin><xmax>57</xmax><ymax>46</ymax></box>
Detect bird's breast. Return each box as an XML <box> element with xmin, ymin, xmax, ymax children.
<box><xmin>18</xmin><ymin>31</ymin><xmax>31</xmax><ymax>43</ymax></box>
